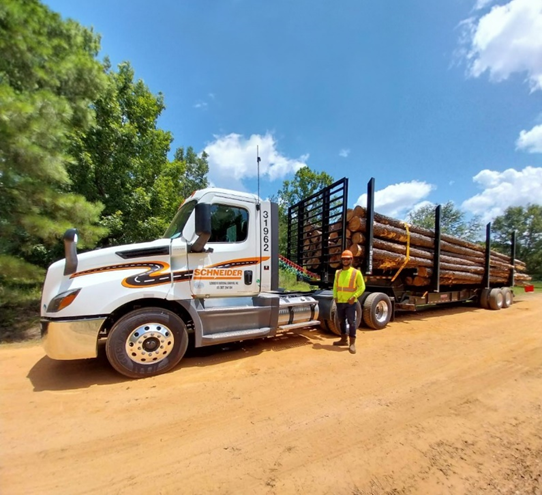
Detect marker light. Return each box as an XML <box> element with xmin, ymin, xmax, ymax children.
<box><xmin>47</xmin><ymin>289</ymin><xmax>81</xmax><ymax>313</ymax></box>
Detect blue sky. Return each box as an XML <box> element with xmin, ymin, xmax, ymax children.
<box><xmin>45</xmin><ymin>0</ymin><xmax>542</xmax><ymax>223</ymax></box>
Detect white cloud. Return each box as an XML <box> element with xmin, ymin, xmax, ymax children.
<box><xmin>462</xmin><ymin>0</ymin><xmax>542</xmax><ymax>91</ymax></box>
<box><xmin>194</xmin><ymin>93</ymin><xmax>216</xmax><ymax>109</ymax></box>
<box><xmin>339</xmin><ymin>148</ymin><xmax>350</xmax><ymax>158</ymax></box>
<box><xmin>462</xmin><ymin>166</ymin><xmax>542</xmax><ymax>221</ymax></box>
<box><xmin>516</xmin><ymin>124</ymin><xmax>542</xmax><ymax>153</ymax></box>
<box><xmin>474</xmin><ymin>0</ymin><xmax>495</xmax><ymax>10</ymax></box>
<box><xmin>355</xmin><ymin>180</ymin><xmax>434</xmax><ymax>219</ymax></box>
<box><xmin>203</xmin><ymin>133</ymin><xmax>308</xmax><ymax>190</ymax></box>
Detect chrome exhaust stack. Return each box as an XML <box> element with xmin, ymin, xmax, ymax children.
<box><xmin>63</xmin><ymin>228</ymin><xmax>78</xmax><ymax>276</ymax></box>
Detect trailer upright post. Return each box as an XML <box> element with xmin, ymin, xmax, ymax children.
<box><xmin>508</xmin><ymin>231</ymin><xmax>517</xmax><ymax>287</ymax></box>
<box><xmin>287</xmin><ymin>207</ymin><xmax>292</xmax><ymax>263</ymax></box>
<box><xmin>321</xmin><ymin>186</ymin><xmax>330</xmax><ymax>282</ymax></box>
<box><xmin>364</xmin><ymin>178</ymin><xmax>375</xmax><ymax>275</ymax></box>
<box><xmin>431</xmin><ymin>205</ymin><xmax>442</xmax><ymax>293</ymax></box>
<box><xmin>483</xmin><ymin>223</ymin><xmax>492</xmax><ymax>289</ymax></box>
<box><xmin>298</xmin><ymin>201</ymin><xmax>307</xmax><ymax>268</ymax></box>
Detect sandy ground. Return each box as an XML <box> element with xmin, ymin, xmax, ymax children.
<box><xmin>1</xmin><ymin>292</ymin><xmax>541</xmax><ymax>495</ymax></box>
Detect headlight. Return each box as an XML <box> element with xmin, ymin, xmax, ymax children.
<box><xmin>47</xmin><ymin>289</ymin><xmax>81</xmax><ymax>313</ymax></box>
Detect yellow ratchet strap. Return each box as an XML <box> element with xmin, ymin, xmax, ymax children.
<box><xmin>391</xmin><ymin>222</ymin><xmax>410</xmax><ymax>282</ymax></box>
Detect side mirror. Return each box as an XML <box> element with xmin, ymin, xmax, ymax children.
<box><xmin>191</xmin><ymin>203</ymin><xmax>212</xmax><ymax>252</ymax></box>
<box><xmin>63</xmin><ymin>228</ymin><xmax>78</xmax><ymax>276</ymax></box>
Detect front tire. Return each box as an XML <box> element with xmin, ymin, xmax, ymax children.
<box><xmin>106</xmin><ymin>307</ymin><xmax>188</xmax><ymax>379</ymax></box>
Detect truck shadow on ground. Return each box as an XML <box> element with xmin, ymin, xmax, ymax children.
<box><xmin>27</xmin><ymin>329</ymin><xmax>339</xmax><ymax>392</ymax></box>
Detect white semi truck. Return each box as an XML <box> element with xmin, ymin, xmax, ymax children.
<box><xmin>41</xmin><ymin>178</ymin><xmax>519</xmax><ymax>378</ymax></box>
<box><xmin>41</xmin><ymin>187</ymin><xmax>331</xmax><ymax>378</ymax></box>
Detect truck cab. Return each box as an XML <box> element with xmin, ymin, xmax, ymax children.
<box><xmin>41</xmin><ymin>188</ymin><xmax>322</xmax><ymax>378</ymax></box>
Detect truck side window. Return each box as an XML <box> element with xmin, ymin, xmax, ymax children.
<box><xmin>209</xmin><ymin>205</ymin><xmax>249</xmax><ymax>243</ymax></box>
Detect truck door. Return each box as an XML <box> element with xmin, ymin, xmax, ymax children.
<box><xmin>187</xmin><ymin>195</ymin><xmax>261</xmax><ymax>298</ymax></box>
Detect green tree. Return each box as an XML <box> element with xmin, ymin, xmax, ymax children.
<box><xmin>172</xmin><ymin>146</ymin><xmax>209</xmax><ymax>200</ymax></box>
<box><xmin>69</xmin><ymin>61</ymin><xmax>180</xmax><ymax>245</ymax></box>
<box><xmin>491</xmin><ymin>204</ymin><xmax>542</xmax><ymax>277</ymax></box>
<box><xmin>275</xmin><ymin>167</ymin><xmax>334</xmax><ymax>255</ymax></box>
<box><xmin>146</xmin><ymin>147</ymin><xmax>210</xmax><ymax>237</ymax></box>
<box><xmin>0</xmin><ymin>0</ymin><xmax>107</xmax><ymax>284</ymax></box>
<box><xmin>407</xmin><ymin>202</ymin><xmax>482</xmax><ymax>242</ymax></box>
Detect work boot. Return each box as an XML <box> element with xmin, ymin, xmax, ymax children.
<box><xmin>333</xmin><ymin>334</ymin><xmax>348</xmax><ymax>346</ymax></box>
<box><xmin>349</xmin><ymin>336</ymin><xmax>356</xmax><ymax>354</ymax></box>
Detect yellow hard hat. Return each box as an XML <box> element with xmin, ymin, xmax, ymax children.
<box><xmin>341</xmin><ymin>250</ymin><xmax>353</xmax><ymax>259</ymax></box>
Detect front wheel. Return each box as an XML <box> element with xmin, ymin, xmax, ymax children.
<box><xmin>362</xmin><ymin>292</ymin><xmax>392</xmax><ymax>330</ymax></box>
<box><xmin>106</xmin><ymin>307</ymin><xmax>188</xmax><ymax>379</ymax></box>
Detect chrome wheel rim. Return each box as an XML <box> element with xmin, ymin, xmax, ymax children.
<box><xmin>125</xmin><ymin>323</ymin><xmax>174</xmax><ymax>364</ymax></box>
<box><xmin>375</xmin><ymin>301</ymin><xmax>390</xmax><ymax>323</ymax></box>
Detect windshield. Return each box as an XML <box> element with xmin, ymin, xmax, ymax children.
<box><xmin>163</xmin><ymin>200</ymin><xmax>197</xmax><ymax>239</ymax></box>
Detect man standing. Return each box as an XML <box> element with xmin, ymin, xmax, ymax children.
<box><xmin>332</xmin><ymin>250</ymin><xmax>366</xmax><ymax>354</ymax></box>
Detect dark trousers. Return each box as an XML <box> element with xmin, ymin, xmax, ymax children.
<box><xmin>337</xmin><ymin>302</ymin><xmax>357</xmax><ymax>338</ymax></box>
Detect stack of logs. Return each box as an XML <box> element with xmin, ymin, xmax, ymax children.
<box><xmin>303</xmin><ymin>206</ymin><xmax>531</xmax><ymax>287</ymax></box>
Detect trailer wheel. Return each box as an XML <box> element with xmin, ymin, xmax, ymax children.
<box><xmin>327</xmin><ymin>300</ymin><xmax>362</xmax><ymax>336</ymax></box>
<box><xmin>479</xmin><ymin>288</ymin><xmax>491</xmax><ymax>309</ymax></box>
<box><xmin>488</xmin><ymin>288</ymin><xmax>504</xmax><ymax>311</ymax></box>
<box><xmin>501</xmin><ymin>287</ymin><xmax>513</xmax><ymax>308</ymax></box>
<box><xmin>362</xmin><ymin>293</ymin><xmax>392</xmax><ymax>330</ymax></box>
<box><xmin>106</xmin><ymin>307</ymin><xmax>188</xmax><ymax>379</ymax></box>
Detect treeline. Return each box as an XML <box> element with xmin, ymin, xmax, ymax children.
<box><xmin>0</xmin><ymin>0</ymin><xmax>208</xmax><ymax>299</ymax></box>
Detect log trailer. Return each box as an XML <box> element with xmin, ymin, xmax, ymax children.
<box><xmin>40</xmin><ymin>177</ymin><xmax>524</xmax><ymax>378</ymax></box>
<box><xmin>286</xmin><ymin>177</ymin><xmax>526</xmax><ymax>334</ymax></box>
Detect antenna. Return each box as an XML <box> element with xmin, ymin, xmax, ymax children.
<box><xmin>257</xmin><ymin>146</ymin><xmax>261</xmax><ymax>202</ymax></box>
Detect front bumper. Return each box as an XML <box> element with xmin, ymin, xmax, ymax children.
<box><xmin>41</xmin><ymin>317</ymin><xmax>106</xmax><ymax>360</ymax></box>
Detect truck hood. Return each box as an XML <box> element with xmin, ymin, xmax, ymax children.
<box><xmin>41</xmin><ymin>238</ymin><xmax>178</xmax><ymax>317</ymax></box>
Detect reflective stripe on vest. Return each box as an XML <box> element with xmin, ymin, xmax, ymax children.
<box><xmin>335</xmin><ymin>268</ymin><xmax>358</xmax><ymax>293</ymax></box>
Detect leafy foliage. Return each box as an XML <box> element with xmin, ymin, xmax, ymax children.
<box><xmin>68</xmin><ymin>62</ymin><xmax>210</xmax><ymax>246</ymax></box>
<box><xmin>0</xmin><ymin>0</ymin><xmax>107</xmax><ymax>279</ymax></box>
<box><xmin>68</xmin><ymin>62</ymin><xmax>170</xmax><ymax>245</ymax></box>
<box><xmin>277</xmin><ymin>167</ymin><xmax>334</xmax><ymax>206</ymax></box>
<box><xmin>407</xmin><ymin>202</ymin><xmax>482</xmax><ymax>242</ymax></box>
<box><xmin>491</xmin><ymin>204</ymin><xmax>542</xmax><ymax>277</ymax></box>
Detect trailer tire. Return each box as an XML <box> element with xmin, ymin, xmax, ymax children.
<box><xmin>106</xmin><ymin>307</ymin><xmax>188</xmax><ymax>379</ymax></box>
<box><xmin>488</xmin><ymin>288</ymin><xmax>504</xmax><ymax>311</ymax></box>
<box><xmin>501</xmin><ymin>287</ymin><xmax>513</xmax><ymax>308</ymax></box>
<box><xmin>362</xmin><ymin>292</ymin><xmax>392</xmax><ymax>330</ymax></box>
<box><xmin>479</xmin><ymin>288</ymin><xmax>491</xmax><ymax>309</ymax></box>
<box><xmin>327</xmin><ymin>300</ymin><xmax>362</xmax><ymax>336</ymax></box>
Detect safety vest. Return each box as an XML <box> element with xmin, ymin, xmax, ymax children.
<box><xmin>335</xmin><ymin>268</ymin><xmax>359</xmax><ymax>293</ymax></box>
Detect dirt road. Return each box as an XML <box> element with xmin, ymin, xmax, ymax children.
<box><xmin>1</xmin><ymin>292</ymin><xmax>541</xmax><ymax>494</ymax></box>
